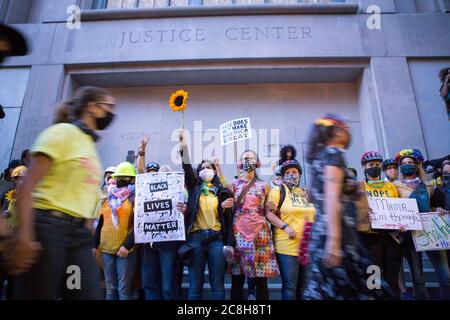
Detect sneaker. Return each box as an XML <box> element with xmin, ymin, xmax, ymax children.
<box><xmin>223</xmin><ymin>246</ymin><xmax>235</xmax><ymax>264</ymax></box>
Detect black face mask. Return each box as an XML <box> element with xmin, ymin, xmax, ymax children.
<box><xmin>96</xmin><ymin>111</ymin><xmax>115</xmax><ymax>131</ymax></box>
<box><xmin>365</xmin><ymin>167</ymin><xmax>382</xmax><ymax>179</ymax></box>
<box><xmin>116</xmin><ymin>179</ymin><xmax>133</xmax><ymax>188</ymax></box>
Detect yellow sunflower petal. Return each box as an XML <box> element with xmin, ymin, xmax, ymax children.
<box><xmin>169</xmin><ymin>90</ymin><xmax>189</xmax><ymax>112</ymax></box>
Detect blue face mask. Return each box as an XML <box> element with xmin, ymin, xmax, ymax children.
<box><xmin>401</xmin><ymin>164</ymin><xmax>417</xmax><ymax>176</ymax></box>
<box><xmin>443</xmin><ymin>174</ymin><xmax>450</xmax><ymax>186</ymax></box>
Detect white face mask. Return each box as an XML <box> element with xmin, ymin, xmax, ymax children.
<box><xmin>199</xmin><ymin>168</ymin><xmax>215</xmax><ymax>182</ymax></box>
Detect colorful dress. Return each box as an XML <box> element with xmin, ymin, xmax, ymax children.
<box><xmin>230</xmin><ymin>178</ymin><xmax>279</xmax><ymax>278</ymax></box>
<box><xmin>303</xmin><ymin>147</ymin><xmax>392</xmax><ymax>300</ymax></box>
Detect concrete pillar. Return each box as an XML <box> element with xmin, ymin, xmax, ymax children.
<box><xmin>370</xmin><ymin>57</ymin><xmax>427</xmax><ymax>159</ymax></box>
<box><xmin>12</xmin><ymin>65</ymin><xmax>66</xmax><ymax>158</ymax></box>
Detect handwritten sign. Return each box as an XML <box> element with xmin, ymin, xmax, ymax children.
<box><xmin>413</xmin><ymin>213</ymin><xmax>450</xmax><ymax>252</ymax></box>
<box><xmin>219</xmin><ymin>117</ymin><xmax>252</xmax><ymax>146</ymax></box>
<box><xmin>134</xmin><ymin>172</ymin><xmax>185</xmax><ymax>243</ymax></box>
<box><xmin>368</xmin><ymin>197</ymin><xmax>422</xmax><ymax>230</ymax></box>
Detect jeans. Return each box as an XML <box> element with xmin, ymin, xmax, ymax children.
<box><xmin>231</xmin><ymin>275</ymin><xmax>268</xmax><ymax>300</ymax></box>
<box><xmin>401</xmin><ymin>233</ymin><xmax>430</xmax><ymax>300</ymax></box>
<box><xmin>17</xmin><ymin>210</ymin><xmax>102</xmax><ymax>300</ymax></box>
<box><xmin>425</xmin><ymin>250</ymin><xmax>450</xmax><ymax>300</ymax></box>
<box><xmin>276</xmin><ymin>253</ymin><xmax>306</xmax><ymax>300</ymax></box>
<box><xmin>102</xmin><ymin>251</ymin><xmax>137</xmax><ymax>300</ymax></box>
<box><xmin>187</xmin><ymin>230</ymin><xmax>225</xmax><ymax>300</ymax></box>
<box><xmin>358</xmin><ymin>232</ymin><xmax>403</xmax><ymax>299</ymax></box>
<box><xmin>141</xmin><ymin>242</ymin><xmax>180</xmax><ymax>300</ymax></box>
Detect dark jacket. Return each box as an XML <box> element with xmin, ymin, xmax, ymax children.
<box><xmin>180</xmin><ymin>145</ymin><xmax>233</xmax><ymax>245</ymax></box>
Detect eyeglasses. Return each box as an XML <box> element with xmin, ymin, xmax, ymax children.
<box><xmin>96</xmin><ymin>102</ymin><xmax>116</xmax><ymax>110</ymax></box>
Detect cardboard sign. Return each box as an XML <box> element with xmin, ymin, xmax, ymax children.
<box><xmin>413</xmin><ymin>212</ymin><xmax>450</xmax><ymax>252</ymax></box>
<box><xmin>368</xmin><ymin>197</ymin><xmax>423</xmax><ymax>230</ymax></box>
<box><xmin>134</xmin><ymin>172</ymin><xmax>185</xmax><ymax>243</ymax></box>
<box><xmin>219</xmin><ymin>117</ymin><xmax>252</xmax><ymax>146</ymax></box>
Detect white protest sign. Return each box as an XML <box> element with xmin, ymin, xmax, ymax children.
<box><xmin>368</xmin><ymin>197</ymin><xmax>423</xmax><ymax>230</ymax></box>
<box><xmin>134</xmin><ymin>172</ymin><xmax>185</xmax><ymax>243</ymax></box>
<box><xmin>413</xmin><ymin>212</ymin><xmax>450</xmax><ymax>252</ymax></box>
<box><xmin>219</xmin><ymin>117</ymin><xmax>252</xmax><ymax>146</ymax></box>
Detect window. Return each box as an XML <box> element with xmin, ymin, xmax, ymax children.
<box><xmin>93</xmin><ymin>0</ymin><xmax>347</xmax><ymax>9</ymax></box>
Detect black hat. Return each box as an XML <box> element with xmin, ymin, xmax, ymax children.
<box><xmin>0</xmin><ymin>24</ymin><xmax>28</xmax><ymax>58</ymax></box>
<box><xmin>280</xmin><ymin>159</ymin><xmax>302</xmax><ymax>176</ymax></box>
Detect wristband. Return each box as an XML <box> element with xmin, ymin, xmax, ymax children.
<box><xmin>281</xmin><ymin>223</ymin><xmax>289</xmax><ymax>230</ymax></box>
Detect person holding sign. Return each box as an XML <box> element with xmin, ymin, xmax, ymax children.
<box><xmin>265</xmin><ymin>159</ymin><xmax>315</xmax><ymax>300</ymax></box>
<box><xmin>303</xmin><ymin>115</ymin><xmax>392</xmax><ymax>300</ymax></box>
<box><xmin>358</xmin><ymin>151</ymin><xmax>402</xmax><ymax>299</ymax></box>
<box><xmin>95</xmin><ymin>162</ymin><xmax>137</xmax><ymax>300</ymax></box>
<box><xmin>223</xmin><ymin>150</ymin><xmax>279</xmax><ymax>301</ymax></box>
<box><xmin>179</xmin><ymin>130</ymin><xmax>233</xmax><ymax>300</ymax></box>
<box><xmin>394</xmin><ymin>149</ymin><xmax>450</xmax><ymax>300</ymax></box>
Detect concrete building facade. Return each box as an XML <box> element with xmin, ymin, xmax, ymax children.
<box><xmin>1</xmin><ymin>0</ymin><xmax>449</xmax><ymax>181</ymax></box>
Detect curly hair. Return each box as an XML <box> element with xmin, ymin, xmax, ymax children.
<box><xmin>306</xmin><ymin>114</ymin><xmax>348</xmax><ymax>164</ymax></box>
<box><xmin>439</xmin><ymin>68</ymin><xmax>450</xmax><ymax>82</ymax></box>
<box><xmin>278</xmin><ymin>144</ymin><xmax>297</xmax><ymax>165</ymax></box>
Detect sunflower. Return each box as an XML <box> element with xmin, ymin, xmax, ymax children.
<box><xmin>5</xmin><ymin>189</ymin><xmax>16</xmax><ymax>202</ymax></box>
<box><xmin>169</xmin><ymin>90</ymin><xmax>188</xmax><ymax>112</ymax></box>
<box><xmin>314</xmin><ymin>118</ymin><xmax>334</xmax><ymax>127</ymax></box>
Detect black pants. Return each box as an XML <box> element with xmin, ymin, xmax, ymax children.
<box><xmin>358</xmin><ymin>232</ymin><xmax>403</xmax><ymax>299</ymax></box>
<box><xmin>16</xmin><ymin>210</ymin><xmax>102</xmax><ymax>300</ymax></box>
<box><xmin>230</xmin><ymin>275</ymin><xmax>268</xmax><ymax>300</ymax></box>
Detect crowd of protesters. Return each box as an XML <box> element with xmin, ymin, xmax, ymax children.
<box><xmin>0</xmin><ymin>86</ymin><xmax>449</xmax><ymax>301</ymax></box>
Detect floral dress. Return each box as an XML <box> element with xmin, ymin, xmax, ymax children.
<box><xmin>230</xmin><ymin>178</ymin><xmax>279</xmax><ymax>278</ymax></box>
<box><xmin>303</xmin><ymin>147</ymin><xmax>392</xmax><ymax>300</ymax></box>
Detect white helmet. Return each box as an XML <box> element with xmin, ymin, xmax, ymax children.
<box><xmin>104</xmin><ymin>166</ymin><xmax>116</xmax><ymax>174</ymax></box>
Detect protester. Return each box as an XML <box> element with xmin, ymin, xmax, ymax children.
<box><xmin>303</xmin><ymin>114</ymin><xmax>391</xmax><ymax>300</ymax></box>
<box><xmin>95</xmin><ymin>162</ymin><xmax>137</xmax><ymax>300</ymax></box>
<box><xmin>382</xmin><ymin>158</ymin><xmax>399</xmax><ymax>183</ymax></box>
<box><xmin>358</xmin><ymin>151</ymin><xmax>402</xmax><ymax>299</ymax></box>
<box><xmin>136</xmin><ymin>136</ymin><xmax>188</xmax><ymax>300</ymax></box>
<box><xmin>431</xmin><ymin>160</ymin><xmax>450</xmax><ymax>267</ymax></box>
<box><xmin>439</xmin><ymin>68</ymin><xmax>450</xmax><ymax>120</ymax></box>
<box><xmin>265</xmin><ymin>159</ymin><xmax>315</xmax><ymax>300</ymax></box>
<box><xmin>223</xmin><ymin>149</ymin><xmax>279</xmax><ymax>300</ymax></box>
<box><xmin>10</xmin><ymin>86</ymin><xmax>115</xmax><ymax>299</ymax></box>
<box><xmin>179</xmin><ymin>129</ymin><xmax>232</xmax><ymax>300</ymax></box>
<box><xmin>394</xmin><ymin>148</ymin><xmax>450</xmax><ymax>300</ymax></box>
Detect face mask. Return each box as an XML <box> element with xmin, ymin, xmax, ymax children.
<box><xmin>242</xmin><ymin>159</ymin><xmax>257</xmax><ymax>172</ymax></box>
<box><xmin>365</xmin><ymin>167</ymin><xmax>382</xmax><ymax>179</ymax></box>
<box><xmin>199</xmin><ymin>168</ymin><xmax>215</xmax><ymax>182</ymax></box>
<box><xmin>284</xmin><ymin>173</ymin><xmax>300</xmax><ymax>189</ymax></box>
<box><xmin>96</xmin><ymin>111</ymin><xmax>115</xmax><ymax>130</ymax></box>
<box><xmin>116</xmin><ymin>179</ymin><xmax>133</xmax><ymax>188</ymax></box>
<box><xmin>401</xmin><ymin>164</ymin><xmax>417</xmax><ymax>176</ymax></box>
<box><xmin>443</xmin><ymin>173</ymin><xmax>450</xmax><ymax>186</ymax></box>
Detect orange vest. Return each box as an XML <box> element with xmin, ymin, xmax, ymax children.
<box><xmin>99</xmin><ymin>199</ymin><xmax>134</xmax><ymax>254</ymax></box>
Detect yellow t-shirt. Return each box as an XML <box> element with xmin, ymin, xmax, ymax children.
<box><xmin>268</xmin><ymin>185</ymin><xmax>315</xmax><ymax>256</ymax></box>
<box><xmin>192</xmin><ymin>193</ymin><xmax>221</xmax><ymax>232</ymax></box>
<box><xmin>365</xmin><ymin>180</ymin><xmax>399</xmax><ymax>198</ymax></box>
<box><xmin>31</xmin><ymin>123</ymin><xmax>102</xmax><ymax>219</ymax></box>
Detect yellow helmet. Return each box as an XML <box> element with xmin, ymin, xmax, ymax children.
<box><xmin>11</xmin><ymin>165</ymin><xmax>27</xmax><ymax>178</ymax></box>
<box><xmin>112</xmin><ymin>162</ymin><xmax>136</xmax><ymax>178</ymax></box>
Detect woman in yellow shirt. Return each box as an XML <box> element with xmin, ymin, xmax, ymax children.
<box><xmin>265</xmin><ymin>159</ymin><xmax>315</xmax><ymax>300</ymax></box>
<box><xmin>11</xmin><ymin>86</ymin><xmax>116</xmax><ymax>300</ymax></box>
<box><xmin>179</xmin><ymin>130</ymin><xmax>232</xmax><ymax>300</ymax></box>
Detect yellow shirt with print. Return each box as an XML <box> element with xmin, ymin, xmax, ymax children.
<box><xmin>192</xmin><ymin>192</ymin><xmax>221</xmax><ymax>232</ymax></box>
<box><xmin>268</xmin><ymin>185</ymin><xmax>315</xmax><ymax>256</ymax></box>
<box><xmin>31</xmin><ymin>123</ymin><xmax>102</xmax><ymax>219</ymax></box>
